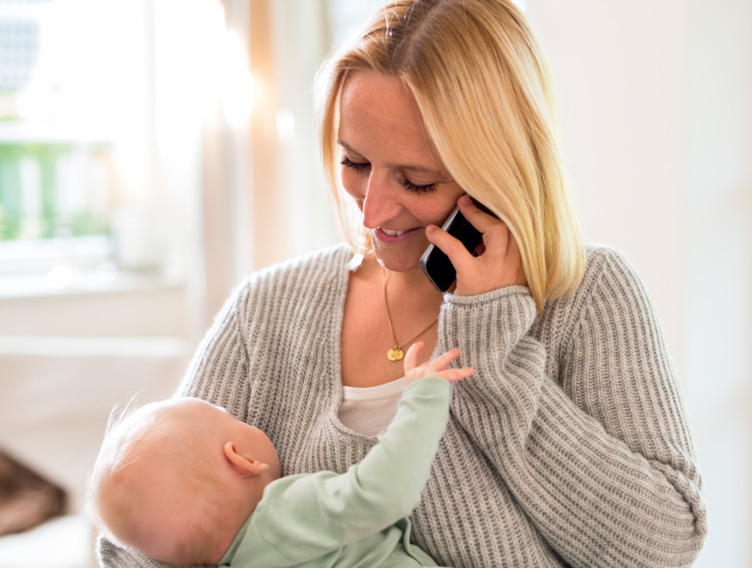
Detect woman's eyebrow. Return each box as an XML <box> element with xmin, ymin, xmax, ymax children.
<box><xmin>337</xmin><ymin>139</ymin><xmax>358</xmax><ymax>154</ymax></box>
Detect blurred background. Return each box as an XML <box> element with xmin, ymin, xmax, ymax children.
<box><xmin>0</xmin><ymin>0</ymin><xmax>748</xmax><ymax>566</ymax></box>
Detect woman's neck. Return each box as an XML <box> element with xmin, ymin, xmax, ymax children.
<box><xmin>358</xmin><ymin>253</ymin><xmax>444</xmax><ymax>303</ymax></box>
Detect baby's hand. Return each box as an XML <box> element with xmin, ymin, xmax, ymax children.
<box><xmin>403</xmin><ymin>342</ymin><xmax>474</xmax><ymax>385</ymax></box>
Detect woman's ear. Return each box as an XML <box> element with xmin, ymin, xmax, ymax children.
<box><xmin>223</xmin><ymin>441</ymin><xmax>269</xmax><ymax>478</ymax></box>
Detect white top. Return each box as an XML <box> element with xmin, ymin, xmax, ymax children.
<box><xmin>338</xmin><ymin>377</ymin><xmax>406</xmax><ymax>437</ymax></box>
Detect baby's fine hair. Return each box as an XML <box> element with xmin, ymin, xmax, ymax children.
<box><xmin>87</xmin><ymin>397</ymin><xmax>228</xmax><ymax>566</ymax></box>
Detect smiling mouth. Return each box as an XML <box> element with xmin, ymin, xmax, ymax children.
<box><xmin>380</xmin><ymin>228</ymin><xmax>408</xmax><ymax>237</ymax></box>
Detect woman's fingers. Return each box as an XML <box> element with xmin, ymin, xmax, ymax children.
<box><xmin>425</xmin><ymin>195</ymin><xmax>526</xmax><ymax>296</ymax></box>
<box><xmin>456</xmin><ymin>195</ymin><xmax>496</xmax><ymax>233</ymax></box>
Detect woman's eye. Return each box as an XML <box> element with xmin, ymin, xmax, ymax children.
<box><xmin>341</xmin><ymin>155</ymin><xmax>437</xmax><ymax>193</ymax></box>
<box><xmin>341</xmin><ymin>155</ymin><xmax>370</xmax><ymax>174</ymax></box>
<box><xmin>402</xmin><ymin>178</ymin><xmax>437</xmax><ymax>193</ymax></box>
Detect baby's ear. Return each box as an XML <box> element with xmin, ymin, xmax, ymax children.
<box><xmin>223</xmin><ymin>442</ymin><xmax>269</xmax><ymax>477</ymax></box>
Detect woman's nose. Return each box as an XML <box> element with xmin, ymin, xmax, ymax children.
<box><xmin>361</xmin><ymin>173</ymin><xmax>402</xmax><ymax>229</ymax></box>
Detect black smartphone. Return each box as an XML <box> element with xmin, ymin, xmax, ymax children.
<box><xmin>420</xmin><ymin>199</ymin><xmax>491</xmax><ymax>292</ymax></box>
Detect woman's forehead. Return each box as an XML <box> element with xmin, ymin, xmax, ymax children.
<box><xmin>338</xmin><ymin>71</ymin><xmax>445</xmax><ymax>172</ymax></box>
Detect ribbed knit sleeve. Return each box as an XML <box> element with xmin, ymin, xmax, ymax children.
<box><xmin>438</xmin><ymin>246</ymin><xmax>706</xmax><ymax>567</ymax></box>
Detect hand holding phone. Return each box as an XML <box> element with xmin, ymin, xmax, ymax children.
<box><xmin>419</xmin><ymin>198</ymin><xmax>493</xmax><ymax>292</ymax></box>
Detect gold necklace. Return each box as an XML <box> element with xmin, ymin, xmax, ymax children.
<box><xmin>382</xmin><ymin>269</ymin><xmax>439</xmax><ymax>362</ymax></box>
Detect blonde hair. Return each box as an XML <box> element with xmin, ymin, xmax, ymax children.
<box><xmin>317</xmin><ymin>0</ymin><xmax>585</xmax><ymax>311</ymax></box>
<box><xmin>87</xmin><ymin>400</ymin><xmax>233</xmax><ymax>566</ymax></box>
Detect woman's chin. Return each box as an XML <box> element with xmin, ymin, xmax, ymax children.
<box><xmin>373</xmin><ymin>251</ymin><xmax>422</xmax><ymax>274</ymax></box>
<box><xmin>367</xmin><ymin>231</ymin><xmax>430</xmax><ymax>274</ymax></box>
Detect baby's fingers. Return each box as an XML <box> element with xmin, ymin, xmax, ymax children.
<box><xmin>403</xmin><ymin>342</ymin><xmax>425</xmax><ymax>375</ymax></box>
<box><xmin>404</xmin><ymin>345</ymin><xmax>472</xmax><ymax>384</ymax></box>
<box><xmin>439</xmin><ymin>366</ymin><xmax>474</xmax><ymax>383</ymax></box>
<box><xmin>426</xmin><ymin>347</ymin><xmax>462</xmax><ymax>372</ymax></box>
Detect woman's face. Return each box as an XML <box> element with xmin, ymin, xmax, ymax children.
<box><xmin>337</xmin><ymin>71</ymin><xmax>464</xmax><ymax>273</ymax></box>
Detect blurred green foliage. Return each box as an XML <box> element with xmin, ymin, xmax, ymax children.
<box><xmin>0</xmin><ymin>143</ymin><xmax>109</xmax><ymax>241</ymax></box>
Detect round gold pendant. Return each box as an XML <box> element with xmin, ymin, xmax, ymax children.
<box><xmin>387</xmin><ymin>347</ymin><xmax>404</xmax><ymax>361</ymax></box>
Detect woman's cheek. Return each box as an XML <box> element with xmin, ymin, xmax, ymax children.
<box><xmin>340</xmin><ymin>168</ymin><xmax>360</xmax><ymax>198</ymax></box>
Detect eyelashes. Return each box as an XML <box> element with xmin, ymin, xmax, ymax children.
<box><xmin>340</xmin><ymin>156</ymin><xmax>438</xmax><ymax>193</ymax></box>
<box><xmin>402</xmin><ymin>178</ymin><xmax>437</xmax><ymax>193</ymax></box>
<box><xmin>340</xmin><ymin>155</ymin><xmax>369</xmax><ymax>174</ymax></box>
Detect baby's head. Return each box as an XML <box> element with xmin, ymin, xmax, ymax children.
<box><xmin>88</xmin><ymin>397</ymin><xmax>280</xmax><ymax>566</ymax></box>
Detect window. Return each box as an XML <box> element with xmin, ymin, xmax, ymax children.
<box><xmin>0</xmin><ymin>0</ymin><xmax>155</xmax><ymax>292</ymax></box>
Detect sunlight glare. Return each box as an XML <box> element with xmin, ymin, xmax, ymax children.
<box><xmin>221</xmin><ymin>30</ymin><xmax>254</xmax><ymax>129</ymax></box>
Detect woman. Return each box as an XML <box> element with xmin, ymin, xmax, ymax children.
<box><xmin>98</xmin><ymin>1</ymin><xmax>707</xmax><ymax>566</ymax></box>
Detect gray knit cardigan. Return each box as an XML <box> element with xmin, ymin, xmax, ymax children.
<box><xmin>97</xmin><ymin>244</ymin><xmax>707</xmax><ymax>568</ymax></box>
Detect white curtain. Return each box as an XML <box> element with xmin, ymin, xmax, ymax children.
<box><xmin>195</xmin><ymin>0</ymin><xmax>338</xmax><ymax>328</ymax></box>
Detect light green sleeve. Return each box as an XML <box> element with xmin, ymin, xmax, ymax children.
<box><xmin>234</xmin><ymin>377</ymin><xmax>450</xmax><ymax>566</ymax></box>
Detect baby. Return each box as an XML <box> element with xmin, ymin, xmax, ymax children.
<box><xmin>87</xmin><ymin>343</ymin><xmax>472</xmax><ymax>567</ymax></box>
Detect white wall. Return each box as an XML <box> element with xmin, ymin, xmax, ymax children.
<box><xmin>685</xmin><ymin>0</ymin><xmax>752</xmax><ymax>564</ymax></box>
<box><xmin>527</xmin><ymin>1</ymin><xmax>752</xmax><ymax>566</ymax></box>
<box><xmin>527</xmin><ymin>0</ymin><xmax>689</xmax><ymax>368</ymax></box>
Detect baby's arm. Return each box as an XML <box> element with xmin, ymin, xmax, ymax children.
<box><xmin>244</xmin><ymin>346</ymin><xmax>472</xmax><ymax>564</ymax></box>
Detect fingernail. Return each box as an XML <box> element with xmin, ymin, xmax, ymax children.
<box><xmin>426</xmin><ymin>225</ymin><xmax>437</xmax><ymax>234</ymax></box>
<box><xmin>460</xmin><ymin>195</ymin><xmax>472</xmax><ymax>206</ymax></box>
